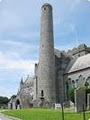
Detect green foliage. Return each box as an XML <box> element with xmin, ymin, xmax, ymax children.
<box><xmin>68</xmin><ymin>88</ymin><xmax>76</xmax><ymax>103</ymax></box>
<box><xmin>0</xmin><ymin>96</ymin><xmax>9</xmax><ymax>105</ymax></box>
<box><xmin>11</xmin><ymin>95</ymin><xmax>17</xmax><ymax>99</ymax></box>
<box><xmin>84</xmin><ymin>81</ymin><xmax>89</xmax><ymax>87</ymax></box>
<box><xmin>3</xmin><ymin>109</ymin><xmax>90</xmax><ymax>120</ymax></box>
<box><xmin>68</xmin><ymin>87</ymin><xmax>90</xmax><ymax>103</ymax></box>
<box><xmin>81</xmin><ymin>87</ymin><xmax>90</xmax><ymax>94</ymax></box>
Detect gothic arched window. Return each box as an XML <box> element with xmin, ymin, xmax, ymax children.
<box><xmin>78</xmin><ymin>75</ymin><xmax>83</xmax><ymax>87</ymax></box>
<box><xmin>67</xmin><ymin>78</ymin><xmax>72</xmax><ymax>89</ymax></box>
<box><xmin>72</xmin><ymin>80</ymin><xmax>75</xmax><ymax>88</ymax></box>
<box><xmin>86</xmin><ymin>77</ymin><xmax>90</xmax><ymax>86</ymax></box>
<box><xmin>75</xmin><ymin>79</ymin><xmax>78</xmax><ymax>88</ymax></box>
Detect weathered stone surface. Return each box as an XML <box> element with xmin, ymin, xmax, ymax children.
<box><xmin>75</xmin><ymin>88</ymin><xmax>86</xmax><ymax>112</ymax></box>
<box><xmin>9</xmin><ymin>3</ymin><xmax>90</xmax><ymax>109</ymax></box>
<box><xmin>64</xmin><ymin>100</ymin><xmax>74</xmax><ymax>109</ymax></box>
<box><xmin>87</xmin><ymin>93</ymin><xmax>90</xmax><ymax>110</ymax></box>
<box><xmin>37</xmin><ymin>3</ymin><xmax>56</xmax><ymax>105</ymax></box>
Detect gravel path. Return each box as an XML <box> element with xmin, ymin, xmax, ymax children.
<box><xmin>0</xmin><ymin>113</ymin><xmax>14</xmax><ymax>120</ymax></box>
<box><xmin>0</xmin><ymin>110</ymin><xmax>22</xmax><ymax>120</ymax></box>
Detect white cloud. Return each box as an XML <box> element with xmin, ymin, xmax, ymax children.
<box><xmin>0</xmin><ymin>0</ymin><xmax>88</xmax><ymax>97</ymax></box>
<box><xmin>70</xmin><ymin>0</ymin><xmax>81</xmax><ymax>10</ymax></box>
<box><xmin>0</xmin><ymin>49</ymin><xmax>37</xmax><ymax>97</ymax></box>
<box><xmin>0</xmin><ymin>0</ymin><xmax>82</xmax><ymax>32</ymax></box>
<box><xmin>53</xmin><ymin>0</ymin><xmax>82</xmax><ymax>25</ymax></box>
<box><xmin>55</xmin><ymin>43</ymin><xmax>75</xmax><ymax>52</ymax></box>
<box><xmin>0</xmin><ymin>39</ymin><xmax>38</xmax><ymax>48</ymax></box>
<box><xmin>0</xmin><ymin>40</ymin><xmax>39</xmax><ymax>59</ymax></box>
<box><xmin>0</xmin><ymin>86</ymin><xmax>17</xmax><ymax>98</ymax></box>
<box><xmin>0</xmin><ymin>51</ymin><xmax>37</xmax><ymax>75</ymax></box>
<box><xmin>0</xmin><ymin>0</ymin><xmax>39</xmax><ymax>32</ymax></box>
<box><xmin>20</xmin><ymin>31</ymin><xmax>39</xmax><ymax>39</ymax></box>
<box><xmin>0</xmin><ymin>40</ymin><xmax>31</xmax><ymax>48</ymax></box>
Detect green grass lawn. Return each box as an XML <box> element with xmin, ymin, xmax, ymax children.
<box><xmin>0</xmin><ymin>108</ymin><xmax>7</xmax><ymax>110</ymax></box>
<box><xmin>3</xmin><ymin>108</ymin><xmax>90</xmax><ymax>120</ymax></box>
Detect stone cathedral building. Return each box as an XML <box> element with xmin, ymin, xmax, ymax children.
<box><xmin>9</xmin><ymin>3</ymin><xmax>90</xmax><ymax>109</ymax></box>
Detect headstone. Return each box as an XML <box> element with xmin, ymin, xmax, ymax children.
<box><xmin>8</xmin><ymin>102</ymin><xmax>11</xmax><ymax>109</ymax></box>
<box><xmin>63</xmin><ymin>100</ymin><xmax>74</xmax><ymax>109</ymax></box>
<box><xmin>87</xmin><ymin>94</ymin><xmax>90</xmax><ymax>110</ymax></box>
<box><xmin>12</xmin><ymin>101</ymin><xmax>16</xmax><ymax>110</ymax></box>
<box><xmin>17</xmin><ymin>105</ymin><xmax>20</xmax><ymax>109</ymax></box>
<box><xmin>55</xmin><ymin>103</ymin><xmax>61</xmax><ymax>109</ymax></box>
<box><xmin>8</xmin><ymin>100</ymin><xmax>16</xmax><ymax>110</ymax></box>
<box><xmin>75</xmin><ymin>88</ymin><xmax>86</xmax><ymax>112</ymax></box>
<box><xmin>64</xmin><ymin>101</ymin><xmax>70</xmax><ymax>108</ymax></box>
<box><xmin>70</xmin><ymin>101</ymin><xmax>74</xmax><ymax>109</ymax></box>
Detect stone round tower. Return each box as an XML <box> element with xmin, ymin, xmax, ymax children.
<box><xmin>37</xmin><ymin>3</ymin><xmax>56</xmax><ymax>106</ymax></box>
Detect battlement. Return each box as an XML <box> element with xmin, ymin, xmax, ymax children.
<box><xmin>67</xmin><ymin>44</ymin><xmax>90</xmax><ymax>58</ymax></box>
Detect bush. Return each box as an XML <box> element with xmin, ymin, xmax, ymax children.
<box><xmin>68</xmin><ymin>88</ymin><xmax>76</xmax><ymax>103</ymax></box>
<box><xmin>0</xmin><ymin>96</ymin><xmax>9</xmax><ymax>105</ymax></box>
<box><xmin>68</xmin><ymin>87</ymin><xmax>90</xmax><ymax>103</ymax></box>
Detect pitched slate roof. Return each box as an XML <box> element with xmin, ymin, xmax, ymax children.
<box><xmin>54</xmin><ymin>49</ymin><xmax>61</xmax><ymax>58</ymax></box>
<box><xmin>66</xmin><ymin>54</ymin><xmax>90</xmax><ymax>73</ymax></box>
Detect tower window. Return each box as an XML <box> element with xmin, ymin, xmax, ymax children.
<box><xmin>41</xmin><ymin>90</ymin><xmax>44</xmax><ymax>97</ymax></box>
<box><xmin>42</xmin><ymin>45</ymin><xmax>44</xmax><ymax>47</ymax></box>
<box><xmin>43</xmin><ymin>7</ymin><xmax>46</xmax><ymax>10</ymax></box>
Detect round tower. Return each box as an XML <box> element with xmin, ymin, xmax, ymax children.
<box><xmin>38</xmin><ymin>3</ymin><xmax>56</xmax><ymax>105</ymax></box>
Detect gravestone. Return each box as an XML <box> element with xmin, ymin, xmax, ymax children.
<box><xmin>75</xmin><ymin>88</ymin><xmax>86</xmax><ymax>112</ymax></box>
<box><xmin>87</xmin><ymin>94</ymin><xmax>90</xmax><ymax>110</ymax></box>
<box><xmin>70</xmin><ymin>101</ymin><xmax>74</xmax><ymax>109</ymax></box>
<box><xmin>8</xmin><ymin>99</ymin><xmax>16</xmax><ymax>110</ymax></box>
<box><xmin>63</xmin><ymin>100</ymin><xmax>74</xmax><ymax>109</ymax></box>
<box><xmin>55</xmin><ymin>103</ymin><xmax>61</xmax><ymax>109</ymax></box>
<box><xmin>12</xmin><ymin>101</ymin><xmax>16</xmax><ymax>110</ymax></box>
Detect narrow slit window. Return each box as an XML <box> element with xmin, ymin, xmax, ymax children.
<box><xmin>44</xmin><ymin>7</ymin><xmax>46</xmax><ymax>10</ymax></box>
<box><xmin>41</xmin><ymin>90</ymin><xmax>44</xmax><ymax>97</ymax></box>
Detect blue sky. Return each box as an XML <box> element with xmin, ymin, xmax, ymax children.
<box><xmin>0</xmin><ymin>0</ymin><xmax>90</xmax><ymax>98</ymax></box>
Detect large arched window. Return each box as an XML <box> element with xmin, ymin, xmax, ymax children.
<box><xmin>15</xmin><ymin>99</ymin><xmax>20</xmax><ymax>109</ymax></box>
<box><xmin>67</xmin><ymin>78</ymin><xmax>72</xmax><ymax>89</ymax></box>
<box><xmin>72</xmin><ymin>80</ymin><xmax>75</xmax><ymax>88</ymax></box>
<box><xmin>78</xmin><ymin>75</ymin><xmax>83</xmax><ymax>87</ymax></box>
<box><xmin>86</xmin><ymin>77</ymin><xmax>90</xmax><ymax>86</ymax></box>
<box><xmin>66</xmin><ymin>81</ymin><xmax>69</xmax><ymax>100</ymax></box>
<box><xmin>75</xmin><ymin>79</ymin><xmax>78</xmax><ymax>88</ymax></box>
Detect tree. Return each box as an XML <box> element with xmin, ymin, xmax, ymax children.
<box><xmin>11</xmin><ymin>95</ymin><xmax>17</xmax><ymax>99</ymax></box>
<box><xmin>0</xmin><ymin>96</ymin><xmax>9</xmax><ymax>108</ymax></box>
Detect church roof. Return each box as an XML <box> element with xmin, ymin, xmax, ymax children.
<box><xmin>54</xmin><ymin>49</ymin><xmax>61</xmax><ymax>58</ymax></box>
<box><xmin>24</xmin><ymin>76</ymin><xmax>35</xmax><ymax>85</ymax></box>
<box><xmin>54</xmin><ymin>49</ymin><xmax>68</xmax><ymax>58</ymax></box>
<box><xmin>66</xmin><ymin>54</ymin><xmax>90</xmax><ymax>73</ymax></box>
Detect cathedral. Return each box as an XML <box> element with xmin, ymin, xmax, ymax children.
<box><xmin>8</xmin><ymin>3</ymin><xmax>90</xmax><ymax>109</ymax></box>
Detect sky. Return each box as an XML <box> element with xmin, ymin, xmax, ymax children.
<box><xmin>0</xmin><ymin>0</ymin><xmax>90</xmax><ymax>98</ymax></box>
